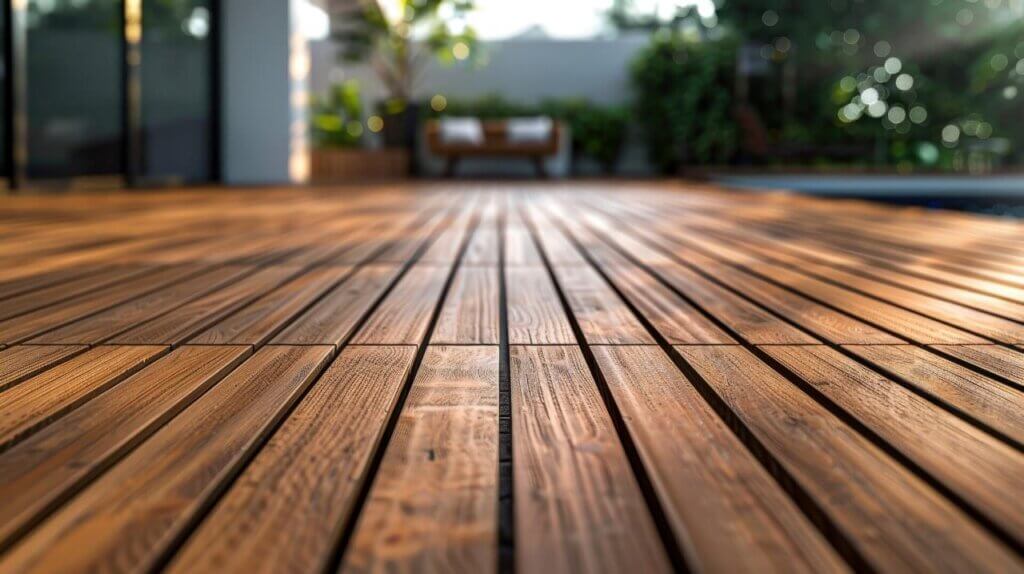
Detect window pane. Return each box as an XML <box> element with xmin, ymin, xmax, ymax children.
<box><xmin>140</xmin><ymin>0</ymin><xmax>213</xmax><ymax>182</ymax></box>
<box><xmin>26</xmin><ymin>0</ymin><xmax>123</xmax><ymax>179</ymax></box>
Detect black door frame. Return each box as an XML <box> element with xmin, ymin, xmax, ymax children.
<box><xmin>3</xmin><ymin>0</ymin><xmax>220</xmax><ymax>192</ymax></box>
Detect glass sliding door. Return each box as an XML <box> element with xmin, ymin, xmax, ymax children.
<box><xmin>25</xmin><ymin>0</ymin><xmax>124</xmax><ymax>182</ymax></box>
<box><xmin>6</xmin><ymin>0</ymin><xmax>216</xmax><ymax>189</ymax></box>
<box><xmin>138</xmin><ymin>0</ymin><xmax>213</xmax><ymax>183</ymax></box>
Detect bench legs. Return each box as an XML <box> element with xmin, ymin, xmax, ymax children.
<box><xmin>532</xmin><ymin>156</ymin><xmax>548</xmax><ymax>179</ymax></box>
<box><xmin>444</xmin><ymin>156</ymin><xmax>460</xmax><ymax>178</ymax></box>
<box><xmin>442</xmin><ymin>155</ymin><xmax>549</xmax><ymax>178</ymax></box>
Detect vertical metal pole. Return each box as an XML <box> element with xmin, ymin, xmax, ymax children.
<box><xmin>210</xmin><ymin>0</ymin><xmax>221</xmax><ymax>183</ymax></box>
<box><xmin>7</xmin><ymin>0</ymin><xmax>27</xmax><ymax>189</ymax></box>
<box><xmin>123</xmin><ymin>0</ymin><xmax>142</xmax><ymax>186</ymax></box>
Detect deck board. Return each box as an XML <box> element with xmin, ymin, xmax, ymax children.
<box><xmin>591</xmin><ymin>345</ymin><xmax>845</xmax><ymax>572</ymax></box>
<box><xmin>677</xmin><ymin>345</ymin><xmax>1020</xmax><ymax>571</ymax></box>
<box><xmin>0</xmin><ymin>345</ymin><xmax>250</xmax><ymax>549</ymax></box>
<box><xmin>167</xmin><ymin>346</ymin><xmax>415</xmax><ymax>574</ymax></box>
<box><xmin>511</xmin><ymin>345</ymin><xmax>672</xmax><ymax>574</ymax></box>
<box><xmin>1</xmin><ymin>183</ymin><xmax>1023</xmax><ymax>572</ymax></box>
<box><xmin>0</xmin><ymin>345</ymin><xmax>332</xmax><ymax>573</ymax></box>
<box><xmin>0</xmin><ymin>345</ymin><xmax>166</xmax><ymax>449</ymax></box>
<box><xmin>341</xmin><ymin>345</ymin><xmax>499</xmax><ymax>573</ymax></box>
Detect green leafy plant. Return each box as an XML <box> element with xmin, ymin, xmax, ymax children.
<box><xmin>332</xmin><ymin>0</ymin><xmax>478</xmax><ymax>104</ymax></box>
<box><xmin>310</xmin><ymin>81</ymin><xmax>365</xmax><ymax>149</ymax></box>
<box><xmin>631</xmin><ymin>33</ymin><xmax>739</xmax><ymax>172</ymax></box>
<box><xmin>542</xmin><ymin>99</ymin><xmax>629</xmax><ymax>173</ymax></box>
<box><xmin>433</xmin><ymin>94</ymin><xmax>533</xmax><ymax>118</ymax></box>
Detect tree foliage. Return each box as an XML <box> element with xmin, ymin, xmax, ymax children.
<box><xmin>631</xmin><ymin>33</ymin><xmax>739</xmax><ymax>172</ymax></box>
<box><xmin>331</xmin><ymin>0</ymin><xmax>477</xmax><ymax>103</ymax></box>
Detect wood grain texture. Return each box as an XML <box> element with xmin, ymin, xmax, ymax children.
<box><xmin>190</xmin><ymin>265</ymin><xmax>352</xmax><ymax>345</ymax></box>
<box><xmin>30</xmin><ymin>265</ymin><xmax>254</xmax><ymax>344</ymax></box>
<box><xmin>778</xmin><ymin>260</ymin><xmax>1024</xmax><ymax>343</ymax></box>
<box><xmin>0</xmin><ymin>345</ymin><xmax>86</xmax><ymax>392</ymax></box>
<box><xmin>109</xmin><ymin>264</ymin><xmax>302</xmax><ymax>345</ymax></box>
<box><xmin>0</xmin><ymin>264</ymin><xmax>149</xmax><ymax>321</ymax></box>
<box><xmin>4</xmin><ymin>184</ymin><xmax>1024</xmax><ymax>571</ymax></box>
<box><xmin>529</xmin><ymin>216</ymin><xmax>588</xmax><ymax>266</ymax></box>
<box><xmin>341</xmin><ymin>345</ymin><xmax>499</xmax><ymax>574</ymax></box>
<box><xmin>653</xmin><ymin>263</ymin><xmax>817</xmax><ymax>344</ymax></box>
<box><xmin>505</xmin><ymin>267</ymin><xmax>575</xmax><ymax>344</ymax></box>
<box><xmin>931</xmin><ymin>344</ymin><xmax>1024</xmax><ymax>387</ymax></box>
<box><xmin>0</xmin><ymin>345</ymin><xmax>165</xmax><ymax>449</ymax></box>
<box><xmin>598</xmin><ymin>264</ymin><xmax>735</xmax><ymax>344</ymax></box>
<box><xmin>464</xmin><ymin>222</ymin><xmax>499</xmax><ymax>265</ymax></box>
<box><xmin>168</xmin><ymin>345</ymin><xmax>416</xmax><ymax>574</ymax></box>
<box><xmin>592</xmin><ymin>345</ymin><xmax>845</xmax><ymax>573</ymax></box>
<box><xmin>749</xmin><ymin>263</ymin><xmax>986</xmax><ymax>345</ymax></box>
<box><xmin>0</xmin><ymin>345</ymin><xmax>250</xmax><ymax>548</ymax></box>
<box><xmin>764</xmin><ymin>344</ymin><xmax>1024</xmax><ymax>542</ymax></box>
<box><xmin>710</xmin><ymin>265</ymin><xmax>902</xmax><ymax>345</ymax></box>
<box><xmin>0</xmin><ymin>263</ymin><xmax>204</xmax><ymax>344</ymax></box>
<box><xmin>432</xmin><ymin>267</ymin><xmax>500</xmax><ymax>344</ymax></box>
<box><xmin>274</xmin><ymin>264</ymin><xmax>401</xmax><ymax>345</ymax></box>
<box><xmin>677</xmin><ymin>345</ymin><xmax>1021</xmax><ymax>572</ymax></box>
<box><xmin>511</xmin><ymin>345</ymin><xmax>672</xmax><ymax>574</ymax></box>
<box><xmin>352</xmin><ymin>264</ymin><xmax>451</xmax><ymax>344</ymax></box>
<box><xmin>420</xmin><ymin>207</ymin><xmax>476</xmax><ymax>264</ymax></box>
<box><xmin>550</xmin><ymin>264</ymin><xmax>654</xmax><ymax>344</ymax></box>
<box><xmin>844</xmin><ymin>344</ymin><xmax>1024</xmax><ymax>445</ymax></box>
<box><xmin>0</xmin><ymin>345</ymin><xmax>332</xmax><ymax>574</ymax></box>
<box><xmin>504</xmin><ymin>227</ymin><xmax>543</xmax><ymax>266</ymax></box>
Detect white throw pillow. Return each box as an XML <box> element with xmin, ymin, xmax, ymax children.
<box><xmin>439</xmin><ymin>117</ymin><xmax>484</xmax><ymax>144</ymax></box>
<box><xmin>506</xmin><ymin>117</ymin><xmax>553</xmax><ymax>143</ymax></box>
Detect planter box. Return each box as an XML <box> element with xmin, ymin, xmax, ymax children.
<box><xmin>310</xmin><ymin>149</ymin><xmax>410</xmax><ymax>182</ymax></box>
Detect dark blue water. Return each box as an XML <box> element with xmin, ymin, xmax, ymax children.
<box><xmin>833</xmin><ymin>195</ymin><xmax>1024</xmax><ymax>218</ymax></box>
<box><xmin>713</xmin><ymin>176</ymin><xmax>1024</xmax><ymax>218</ymax></box>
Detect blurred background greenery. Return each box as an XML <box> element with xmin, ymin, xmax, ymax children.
<box><xmin>315</xmin><ymin>0</ymin><xmax>1024</xmax><ymax>175</ymax></box>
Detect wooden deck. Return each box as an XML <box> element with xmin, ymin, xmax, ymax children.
<box><xmin>1</xmin><ymin>182</ymin><xmax>1023</xmax><ymax>573</ymax></box>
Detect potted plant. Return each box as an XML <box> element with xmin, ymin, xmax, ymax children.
<box><xmin>310</xmin><ymin>80</ymin><xmax>410</xmax><ymax>180</ymax></box>
<box><xmin>332</xmin><ymin>0</ymin><xmax>478</xmax><ymax>151</ymax></box>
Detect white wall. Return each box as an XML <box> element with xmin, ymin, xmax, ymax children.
<box><xmin>222</xmin><ymin>0</ymin><xmax>292</xmax><ymax>184</ymax></box>
<box><xmin>311</xmin><ymin>36</ymin><xmax>650</xmax><ymax>106</ymax></box>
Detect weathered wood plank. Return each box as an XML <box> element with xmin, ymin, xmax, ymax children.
<box><xmin>597</xmin><ymin>264</ymin><xmax>735</xmax><ymax>344</ymax></box>
<box><xmin>0</xmin><ymin>264</ymin><xmax>206</xmax><ymax>345</ymax></box>
<box><xmin>432</xmin><ymin>267</ymin><xmax>500</xmax><ymax>344</ymax></box>
<box><xmin>190</xmin><ymin>265</ymin><xmax>352</xmax><ymax>346</ymax></box>
<box><xmin>0</xmin><ymin>345</ymin><xmax>250</xmax><ymax>548</ymax></box>
<box><xmin>677</xmin><ymin>345</ymin><xmax>1021</xmax><ymax>572</ymax></box>
<box><xmin>0</xmin><ymin>345</ymin><xmax>165</xmax><ymax>449</ymax></box>
<box><xmin>273</xmin><ymin>264</ymin><xmax>402</xmax><ymax>346</ymax></box>
<box><xmin>110</xmin><ymin>264</ymin><xmax>302</xmax><ymax>345</ymax></box>
<box><xmin>0</xmin><ymin>345</ymin><xmax>87</xmax><ymax>393</ymax></box>
<box><xmin>505</xmin><ymin>268</ymin><xmax>575</xmax><ymax>344</ymax></box>
<box><xmin>931</xmin><ymin>345</ymin><xmax>1024</xmax><ymax>387</ymax></box>
<box><xmin>352</xmin><ymin>264</ymin><xmax>451</xmax><ymax>345</ymax></box>
<box><xmin>29</xmin><ymin>265</ymin><xmax>255</xmax><ymax>345</ymax></box>
<box><xmin>341</xmin><ymin>345</ymin><xmax>499</xmax><ymax>573</ymax></box>
<box><xmin>511</xmin><ymin>345</ymin><xmax>672</xmax><ymax>573</ymax></box>
<box><xmin>550</xmin><ymin>264</ymin><xmax>655</xmax><ymax>344</ymax></box>
<box><xmin>0</xmin><ymin>345</ymin><xmax>333</xmax><ymax>574</ymax></box>
<box><xmin>592</xmin><ymin>345</ymin><xmax>845</xmax><ymax>572</ymax></box>
<box><xmin>765</xmin><ymin>344</ymin><xmax>1024</xmax><ymax>542</ymax></box>
<box><xmin>844</xmin><ymin>344</ymin><xmax>1024</xmax><ymax>445</ymax></box>
<box><xmin>168</xmin><ymin>345</ymin><xmax>416</xmax><ymax>574</ymax></box>
<box><xmin>653</xmin><ymin>263</ymin><xmax>818</xmax><ymax>344</ymax></box>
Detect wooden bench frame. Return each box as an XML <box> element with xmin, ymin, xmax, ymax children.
<box><xmin>425</xmin><ymin>119</ymin><xmax>562</xmax><ymax>178</ymax></box>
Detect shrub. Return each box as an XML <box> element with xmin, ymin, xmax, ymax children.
<box><xmin>631</xmin><ymin>34</ymin><xmax>739</xmax><ymax>172</ymax></box>
<box><xmin>310</xmin><ymin>81</ymin><xmax>365</xmax><ymax>148</ymax></box>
